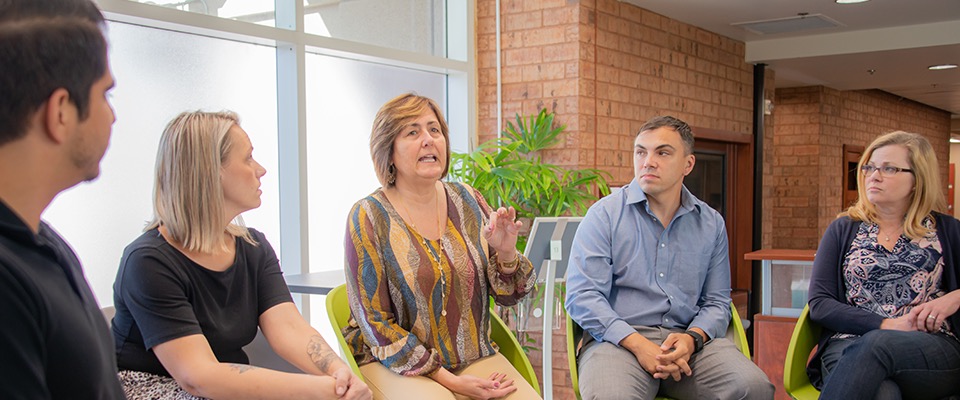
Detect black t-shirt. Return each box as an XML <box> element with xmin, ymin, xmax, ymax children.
<box><xmin>112</xmin><ymin>227</ymin><xmax>292</xmax><ymax>376</ymax></box>
<box><xmin>0</xmin><ymin>201</ymin><xmax>126</xmax><ymax>399</ymax></box>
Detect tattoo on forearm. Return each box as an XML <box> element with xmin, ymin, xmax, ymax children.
<box><xmin>307</xmin><ymin>334</ymin><xmax>340</xmax><ymax>373</ymax></box>
<box><xmin>228</xmin><ymin>363</ymin><xmax>258</xmax><ymax>374</ymax></box>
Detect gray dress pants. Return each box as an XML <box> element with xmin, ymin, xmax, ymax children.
<box><xmin>577</xmin><ymin>325</ymin><xmax>774</xmax><ymax>400</ymax></box>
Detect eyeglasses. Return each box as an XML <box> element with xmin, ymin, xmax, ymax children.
<box><xmin>860</xmin><ymin>164</ymin><xmax>914</xmax><ymax>177</ymax></box>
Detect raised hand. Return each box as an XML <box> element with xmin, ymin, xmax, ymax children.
<box><xmin>484</xmin><ymin>206</ymin><xmax>522</xmax><ymax>254</ymax></box>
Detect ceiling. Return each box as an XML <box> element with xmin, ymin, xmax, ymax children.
<box><xmin>621</xmin><ymin>0</ymin><xmax>960</xmax><ymax>134</ymax></box>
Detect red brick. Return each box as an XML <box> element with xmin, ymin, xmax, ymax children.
<box><xmin>543</xmin><ymin>43</ymin><xmax>578</xmax><ymax>62</ymax></box>
<box><xmin>523</xmin><ymin>26</ymin><xmax>568</xmax><ymax>46</ymax></box>
<box><xmin>542</xmin><ymin>6</ymin><xmax>577</xmax><ymax>27</ymax></box>
<box><xmin>503</xmin><ymin>12</ymin><xmax>543</xmax><ymax>31</ymax></box>
<box><xmin>503</xmin><ymin>47</ymin><xmax>543</xmax><ymax>66</ymax></box>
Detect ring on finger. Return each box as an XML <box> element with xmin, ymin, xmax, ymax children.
<box><xmin>928</xmin><ymin>315</ymin><xmax>937</xmax><ymax>320</ymax></box>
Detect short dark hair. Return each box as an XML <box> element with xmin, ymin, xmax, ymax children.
<box><xmin>637</xmin><ymin>115</ymin><xmax>694</xmax><ymax>154</ymax></box>
<box><xmin>0</xmin><ymin>0</ymin><xmax>107</xmax><ymax>146</ymax></box>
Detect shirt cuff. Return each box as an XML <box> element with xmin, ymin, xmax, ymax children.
<box><xmin>602</xmin><ymin>320</ymin><xmax>637</xmax><ymax>346</ymax></box>
<box><xmin>689</xmin><ymin>316</ymin><xmax>724</xmax><ymax>340</ymax></box>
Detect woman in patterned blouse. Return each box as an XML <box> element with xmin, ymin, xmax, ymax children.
<box><xmin>808</xmin><ymin>131</ymin><xmax>960</xmax><ymax>400</ymax></box>
<box><xmin>343</xmin><ymin>93</ymin><xmax>540</xmax><ymax>400</ymax></box>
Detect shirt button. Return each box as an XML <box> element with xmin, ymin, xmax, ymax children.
<box><xmin>660</xmin><ymin>243</ymin><xmax>665</xmax><ymax>248</ymax></box>
<box><xmin>665</xmin><ymin>318</ymin><xmax>670</xmax><ymax>322</ymax></box>
<box><xmin>659</xmin><ymin>273</ymin><xmax>664</xmax><ymax>277</ymax></box>
<box><xmin>669</xmin><ymin>295</ymin><xmax>674</xmax><ymax>299</ymax></box>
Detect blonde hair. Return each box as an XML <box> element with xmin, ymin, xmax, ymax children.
<box><xmin>841</xmin><ymin>130</ymin><xmax>946</xmax><ymax>239</ymax></box>
<box><xmin>147</xmin><ymin>110</ymin><xmax>256</xmax><ymax>253</ymax></box>
<box><xmin>370</xmin><ymin>93</ymin><xmax>450</xmax><ymax>187</ymax></box>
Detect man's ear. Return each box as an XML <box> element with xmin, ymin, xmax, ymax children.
<box><xmin>683</xmin><ymin>153</ymin><xmax>696</xmax><ymax>176</ymax></box>
<box><xmin>42</xmin><ymin>88</ymin><xmax>74</xmax><ymax>144</ymax></box>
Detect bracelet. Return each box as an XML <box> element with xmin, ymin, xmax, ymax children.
<box><xmin>498</xmin><ymin>250</ymin><xmax>521</xmax><ymax>272</ymax></box>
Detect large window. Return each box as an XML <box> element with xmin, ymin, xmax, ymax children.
<box><xmin>44</xmin><ymin>21</ymin><xmax>280</xmax><ymax>306</ymax></box>
<box><xmin>43</xmin><ymin>0</ymin><xmax>474</xmax><ymax>330</ymax></box>
<box><xmin>119</xmin><ymin>0</ymin><xmax>464</xmax><ymax>60</ymax></box>
<box><xmin>304</xmin><ymin>54</ymin><xmax>446</xmax><ymax>282</ymax></box>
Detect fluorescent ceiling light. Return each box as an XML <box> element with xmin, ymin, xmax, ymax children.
<box><xmin>836</xmin><ymin>0</ymin><xmax>870</xmax><ymax>3</ymax></box>
<box><xmin>951</xmin><ymin>138</ymin><xmax>960</xmax><ymax>144</ymax></box>
<box><xmin>929</xmin><ymin>64</ymin><xmax>958</xmax><ymax>70</ymax></box>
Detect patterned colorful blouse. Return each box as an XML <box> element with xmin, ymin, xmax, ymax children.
<box><xmin>840</xmin><ymin>219</ymin><xmax>954</xmax><ymax>337</ymax></box>
<box><xmin>343</xmin><ymin>182</ymin><xmax>535</xmax><ymax>376</ymax></box>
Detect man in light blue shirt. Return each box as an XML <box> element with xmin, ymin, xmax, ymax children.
<box><xmin>565</xmin><ymin>116</ymin><xmax>773</xmax><ymax>400</ymax></box>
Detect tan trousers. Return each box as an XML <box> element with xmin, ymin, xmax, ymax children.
<box><xmin>360</xmin><ymin>353</ymin><xmax>542</xmax><ymax>400</ymax></box>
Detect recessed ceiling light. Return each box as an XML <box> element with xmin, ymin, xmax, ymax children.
<box><xmin>929</xmin><ymin>64</ymin><xmax>958</xmax><ymax>70</ymax></box>
<box><xmin>836</xmin><ymin>0</ymin><xmax>870</xmax><ymax>3</ymax></box>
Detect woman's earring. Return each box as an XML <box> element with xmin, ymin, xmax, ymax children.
<box><xmin>387</xmin><ymin>164</ymin><xmax>396</xmax><ymax>185</ymax></box>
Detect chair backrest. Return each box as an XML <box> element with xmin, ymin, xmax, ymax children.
<box><xmin>566</xmin><ymin>311</ymin><xmax>584</xmax><ymax>400</ymax></box>
<box><xmin>325</xmin><ymin>285</ymin><xmax>364</xmax><ymax>379</ymax></box>
<box><xmin>489</xmin><ymin>304</ymin><xmax>542</xmax><ymax>396</ymax></box>
<box><xmin>727</xmin><ymin>303</ymin><xmax>751</xmax><ymax>359</ymax></box>
<box><xmin>566</xmin><ymin>302</ymin><xmax>750</xmax><ymax>400</ymax></box>
<box><xmin>327</xmin><ymin>284</ymin><xmax>540</xmax><ymax>392</ymax></box>
<box><xmin>783</xmin><ymin>304</ymin><xmax>822</xmax><ymax>400</ymax></box>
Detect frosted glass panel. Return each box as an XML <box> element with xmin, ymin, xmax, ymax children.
<box><xmin>304</xmin><ymin>0</ymin><xmax>448</xmax><ymax>57</ymax></box>
<box><xmin>304</xmin><ymin>53</ymin><xmax>446</xmax><ymax>279</ymax></box>
<box><xmin>42</xmin><ymin>22</ymin><xmax>279</xmax><ymax>307</ymax></box>
<box><xmin>123</xmin><ymin>0</ymin><xmax>277</xmax><ymax>27</ymax></box>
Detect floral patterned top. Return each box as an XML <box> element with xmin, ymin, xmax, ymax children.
<box><xmin>840</xmin><ymin>218</ymin><xmax>954</xmax><ymax>338</ymax></box>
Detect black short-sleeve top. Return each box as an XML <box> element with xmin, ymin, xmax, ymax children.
<box><xmin>112</xmin><ymin>227</ymin><xmax>292</xmax><ymax>376</ymax></box>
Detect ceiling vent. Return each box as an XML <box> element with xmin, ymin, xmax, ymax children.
<box><xmin>732</xmin><ymin>14</ymin><xmax>844</xmax><ymax>35</ymax></box>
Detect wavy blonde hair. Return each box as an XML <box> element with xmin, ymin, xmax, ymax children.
<box><xmin>147</xmin><ymin>110</ymin><xmax>255</xmax><ymax>253</ymax></box>
<box><xmin>841</xmin><ymin>130</ymin><xmax>946</xmax><ymax>240</ymax></box>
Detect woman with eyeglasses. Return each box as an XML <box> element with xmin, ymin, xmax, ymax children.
<box><xmin>807</xmin><ymin>131</ymin><xmax>960</xmax><ymax>400</ymax></box>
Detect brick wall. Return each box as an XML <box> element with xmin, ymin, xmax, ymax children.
<box><xmin>477</xmin><ymin>0</ymin><xmax>759</xmax><ymax>185</ymax></box>
<box><xmin>476</xmin><ymin>0</ymin><xmax>583</xmax><ymax>171</ymax></box>
<box><xmin>477</xmin><ymin>1</ymin><xmax>764</xmax><ymax>398</ymax></box>
<box><xmin>771</xmin><ymin>86</ymin><xmax>952</xmax><ymax>249</ymax></box>
<box><xmin>477</xmin><ymin>0</ymin><xmax>952</xmax><ymax>398</ymax></box>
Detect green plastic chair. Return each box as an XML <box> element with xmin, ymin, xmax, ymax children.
<box><xmin>489</xmin><ymin>303</ymin><xmax>542</xmax><ymax>396</ymax></box>
<box><xmin>783</xmin><ymin>305</ymin><xmax>822</xmax><ymax>400</ymax></box>
<box><xmin>566</xmin><ymin>302</ymin><xmax>750</xmax><ymax>400</ymax></box>
<box><xmin>325</xmin><ymin>285</ymin><xmax>365</xmax><ymax>380</ymax></box>
<box><xmin>325</xmin><ymin>284</ymin><xmax>541</xmax><ymax>395</ymax></box>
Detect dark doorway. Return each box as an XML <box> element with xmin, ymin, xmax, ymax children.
<box><xmin>687</xmin><ymin>151</ymin><xmax>727</xmax><ymax>217</ymax></box>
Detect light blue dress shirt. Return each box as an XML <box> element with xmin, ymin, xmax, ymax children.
<box><xmin>565</xmin><ymin>180</ymin><xmax>732</xmax><ymax>345</ymax></box>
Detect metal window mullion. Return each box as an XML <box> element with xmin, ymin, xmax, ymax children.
<box><xmin>275</xmin><ymin>0</ymin><xmax>310</xmax><ymax>316</ymax></box>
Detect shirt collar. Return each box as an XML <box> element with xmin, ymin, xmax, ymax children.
<box><xmin>624</xmin><ymin>178</ymin><xmax>702</xmax><ymax>215</ymax></box>
<box><xmin>0</xmin><ymin>198</ymin><xmax>44</xmax><ymax>247</ymax></box>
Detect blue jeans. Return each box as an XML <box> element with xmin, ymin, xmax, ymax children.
<box><xmin>820</xmin><ymin>330</ymin><xmax>960</xmax><ymax>400</ymax></box>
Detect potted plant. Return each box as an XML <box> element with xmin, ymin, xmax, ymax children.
<box><xmin>448</xmin><ymin>108</ymin><xmax>610</xmax><ymax>353</ymax></box>
<box><xmin>448</xmin><ymin>108</ymin><xmax>610</xmax><ymax>251</ymax></box>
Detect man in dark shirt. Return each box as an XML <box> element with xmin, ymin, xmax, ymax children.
<box><xmin>0</xmin><ymin>0</ymin><xmax>124</xmax><ymax>398</ymax></box>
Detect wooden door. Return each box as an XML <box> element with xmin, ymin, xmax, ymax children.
<box><xmin>687</xmin><ymin>127</ymin><xmax>754</xmax><ymax>300</ymax></box>
<box><xmin>842</xmin><ymin>145</ymin><xmax>864</xmax><ymax>210</ymax></box>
